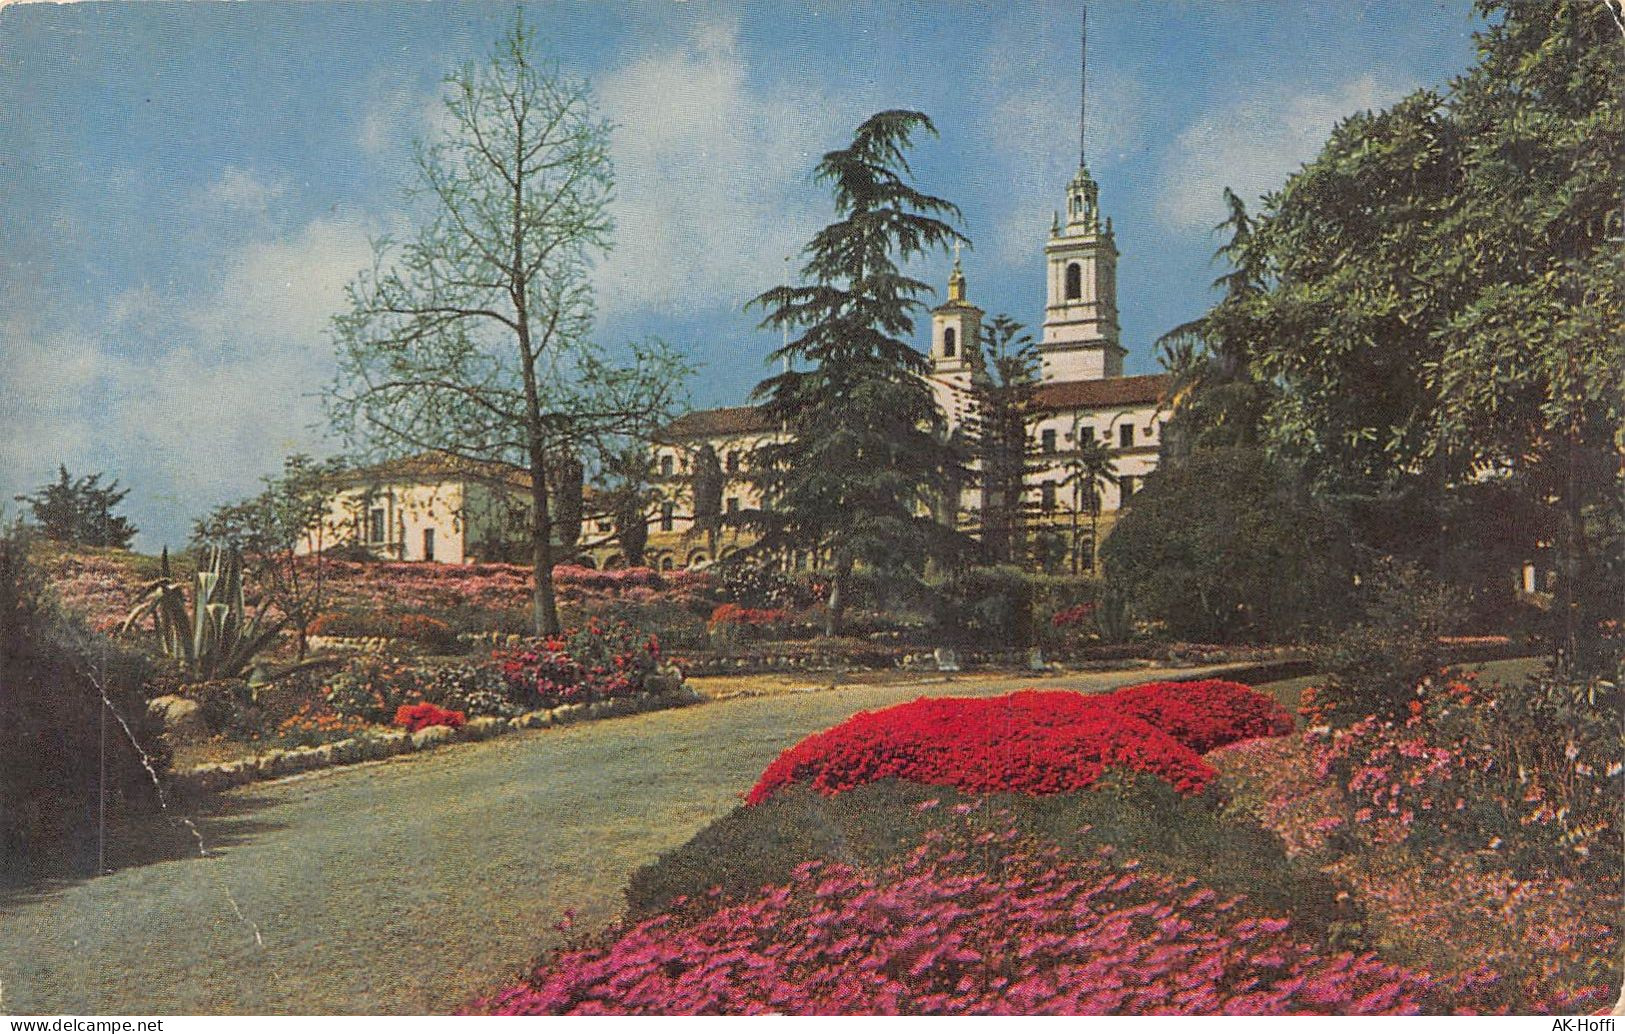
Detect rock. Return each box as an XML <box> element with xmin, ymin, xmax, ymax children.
<box><xmin>365</xmin><ymin>731</ymin><xmax>409</xmax><ymax>760</ymax></box>
<box><xmin>523</xmin><ymin>710</ymin><xmax>553</xmax><ymax>729</ymax></box>
<box><xmin>330</xmin><ymin>738</ymin><xmax>362</xmax><ymax>765</ymax></box>
<box><xmin>552</xmin><ymin>703</ymin><xmax>586</xmax><ymax>724</ymax></box>
<box><xmin>466</xmin><ymin>716</ymin><xmax>505</xmax><ymax>740</ymax></box>
<box><xmin>147</xmin><ymin>694</ymin><xmax>208</xmax><ymax>743</ymax></box>
<box><xmin>933</xmin><ymin>647</ymin><xmax>961</xmax><ymax>673</ymax></box>
<box><xmin>283</xmin><ymin>747</ymin><xmax>320</xmax><ymax>773</ymax></box>
<box><xmin>645</xmin><ymin>670</ymin><xmax>683</xmax><ymax>695</ymax></box>
<box><xmin>308</xmin><ymin>744</ymin><xmax>334</xmax><ymax>767</ymax></box>
<box><xmin>256</xmin><ymin>750</ymin><xmax>287</xmax><ymax>778</ymax></box>
<box><xmin>410</xmin><ymin>724</ymin><xmax>456</xmax><ymax>750</ymax></box>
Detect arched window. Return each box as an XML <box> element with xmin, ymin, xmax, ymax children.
<box><xmin>943</xmin><ymin>326</ymin><xmax>956</xmax><ymax>358</ymax></box>
<box><xmin>1065</xmin><ymin>262</ymin><xmax>1082</xmax><ymax>301</ymax></box>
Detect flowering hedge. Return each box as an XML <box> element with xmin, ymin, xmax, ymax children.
<box><xmin>393</xmin><ymin>701</ymin><xmax>467</xmax><ymax>733</ymax></box>
<box><xmin>496</xmin><ymin>619</ymin><xmax>661</xmax><ymax>707</ymax></box>
<box><xmin>478</xmin><ymin>830</ymin><xmax>1475</xmax><ymax>1015</ymax></box>
<box><xmin>747</xmin><ymin>691</ymin><xmax>1219</xmax><ymax>804</ymax></box>
<box><xmin>1050</xmin><ymin>603</ymin><xmax>1095</xmax><ymax>630</ymax></box>
<box><xmin>748</xmin><ymin>682</ymin><xmax>1294</xmax><ymax>805</ymax></box>
<box><xmin>707</xmin><ymin>603</ymin><xmax>790</xmax><ymax>633</ymax></box>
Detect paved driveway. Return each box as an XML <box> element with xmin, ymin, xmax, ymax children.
<box><xmin>0</xmin><ymin>666</ymin><xmax>1218</xmax><ymax>1014</ymax></box>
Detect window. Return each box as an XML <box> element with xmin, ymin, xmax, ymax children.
<box><xmin>1041</xmin><ymin>482</ymin><xmax>1057</xmax><ymax>511</ymax></box>
<box><xmin>726</xmin><ymin>497</ymin><xmax>739</xmax><ymax>515</ymax></box>
<box><xmin>1078</xmin><ymin>425</ymin><xmax>1095</xmax><ymax>444</ymax></box>
<box><xmin>1119</xmin><ymin>475</ymin><xmax>1135</xmax><ymax>500</ymax></box>
<box><xmin>596</xmin><ymin>519</ymin><xmax>612</xmax><ymax>533</ymax></box>
<box><xmin>943</xmin><ymin>326</ymin><xmax>956</xmax><ymax>358</ymax></box>
<box><xmin>1079</xmin><ymin>537</ymin><xmax>1095</xmax><ymax>571</ymax></box>
<box><xmin>660</xmin><ymin>501</ymin><xmax>674</xmax><ymax>532</ymax></box>
<box><xmin>661</xmin><ymin>556</ymin><xmax>674</xmax><ymax>572</ymax></box>
<box><xmin>726</xmin><ymin>451</ymin><xmax>740</xmax><ymax>474</ymax></box>
<box><xmin>422</xmin><ymin>527</ymin><xmax>435</xmax><ymax>562</ymax></box>
<box><xmin>1041</xmin><ymin>428</ymin><xmax>1056</xmax><ymax>454</ymax></box>
<box><xmin>368</xmin><ymin>507</ymin><xmax>385</xmax><ymax>544</ymax></box>
<box><xmin>1119</xmin><ymin>422</ymin><xmax>1134</xmax><ymax>448</ymax></box>
<box><xmin>1065</xmin><ymin>262</ymin><xmax>1082</xmax><ymax>301</ymax></box>
<box><xmin>659</xmin><ymin>454</ymin><xmax>673</xmax><ymax>477</ymax></box>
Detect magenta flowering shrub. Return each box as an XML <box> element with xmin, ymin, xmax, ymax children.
<box><xmin>495</xmin><ymin>619</ymin><xmax>661</xmax><ymax>707</ymax></box>
<box><xmin>1303</xmin><ymin>673</ymin><xmax>1620</xmax><ymax>874</ymax></box>
<box><xmin>477</xmin><ymin>831</ymin><xmax>1476</xmax><ymax>1016</ymax></box>
<box><xmin>39</xmin><ymin>550</ymin><xmax>148</xmax><ymax>632</ymax></box>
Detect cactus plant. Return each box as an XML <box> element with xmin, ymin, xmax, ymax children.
<box><xmin>122</xmin><ymin>545</ymin><xmax>286</xmax><ymax>680</ymax></box>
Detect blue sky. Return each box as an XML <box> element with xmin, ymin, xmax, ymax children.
<box><xmin>1</xmin><ymin>0</ymin><xmax>1482</xmax><ymax>550</ymax></box>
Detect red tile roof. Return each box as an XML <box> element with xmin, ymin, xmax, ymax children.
<box><xmin>660</xmin><ymin>405</ymin><xmax>778</xmax><ymax>441</ymax></box>
<box><xmin>1032</xmin><ymin>373</ymin><xmax>1171</xmax><ymax>412</ymax></box>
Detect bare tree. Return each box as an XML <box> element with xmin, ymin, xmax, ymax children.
<box><xmin>326</xmin><ymin>12</ymin><xmax>686</xmax><ymax>635</ymax></box>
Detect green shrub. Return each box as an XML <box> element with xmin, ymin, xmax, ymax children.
<box><xmin>323</xmin><ymin>655</ymin><xmax>425</xmax><ymax>723</ymax></box>
<box><xmin>2</xmin><ymin>528</ymin><xmax>169</xmax><ymax>882</ymax></box>
<box><xmin>626</xmin><ymin>777</ymin><xmax>1350</xmax><ymax>946</ymax></box>
<box><xmin>931</xmin><ymin>566</ymin><xmax>1035</xmax><ymax>648</ymax></box>
<box><xmin>1309</xmin><ymin>558</ymin><xmax>1466</xmax><ymax>725</ymax></box>
<box><xmin>1101</xmin><ymin>447</ymin><xmax>1351</xmax><ymax>643</ymax></box>
<box><xmin>186</xmin><ymin>677</ymin><xmax>262</xmax><ymax>739</ymax></box>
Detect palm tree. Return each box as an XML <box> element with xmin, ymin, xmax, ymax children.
<box><xmin>1065</xmin><ymin>436</ymin><xmax>1117</xmax><ymax>574</ymax></box>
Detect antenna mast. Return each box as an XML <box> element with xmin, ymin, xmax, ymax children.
<box><xmin>1079</xmin><ymin>4</ymin><xmax>1088</xmax><ymax>168</ymax></box>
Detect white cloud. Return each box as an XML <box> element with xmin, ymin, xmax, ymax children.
<box><xmin>1</xmin><ymin>198</ymin><xmax>377</xmax><ymax>545</ymax></box>
<box><xmin>978</xmin><ymin>67</ymin><xmax>1148</xmax><ymax>266</ymax></box>
<box><xmin>200</xmin><ymin>166</ymin><xmax>287</xmax><ymax>218</ymax></box>
<box><xmin>592</xmin><ymin>19</ymin><xmax>852</xmax><ymax>320</ymax></box>
<box><xmin>1156</xmin><ymin>73</ymin><xmax>1415</xmax><ymax>232</ymax></box>
<box><xmin>357</xmin><ymin>79</ymin><xmax>447</xmax><ymax>159</ymax></box>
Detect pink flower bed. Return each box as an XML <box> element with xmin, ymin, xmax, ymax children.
<box><xmin>478</xmin><ymin>833</ymin><xmax>1477</xmax><ymax>1015</ymax></box>
<box><xmin>748</xmin><ymin>682</ymin><xmax>1293</xmax><ymax>805</ymax></box>
<box><xmin>39</xmin><ymin>551</ymin><xmax>144</xmax><ymax>632</ymax></box>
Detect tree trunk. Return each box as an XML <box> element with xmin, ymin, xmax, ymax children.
<box><xmin>526</xmin><ymin>441</ymin><xmax>559</xmax><ymax>637</ymax></box>
<box><xmin>824</xmin><ymin>553</ymin><xmax>853</xmax><ymax>638</ymax></box>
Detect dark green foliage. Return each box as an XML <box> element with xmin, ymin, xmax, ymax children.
<box><xmin>194</xmin><ymin>453</ymin><xmax>348</xmax><ymax>659</ymax></box>
<box><xmin>626</xmin><ymin>778</ymin><xmax>1349</xmax><ymax>946</ymax></box>
<box><xmin>962</xmin><ymin>316</ymin><xmax>1044</xmax><ymax>566</ymax></box>
<box><xmin>1171</xmin><ymin>2</ymin><xmax>1622</xmax><ymax>670</ymax></box>
<box><xmin>746</xmin><ymin>111</ymin><xmax>969</xmax><ymax>635</ymax></box>
<box><xmin>689</xmin><ymin>444</ymin><xmax>723</xmax><ymax>551</ymax></box>
<box><xmin>548</xmin><ymin>453</ymin><xmax>585</xmax><ymax>551</ymax></box>
<box><xmin>1</xmin><ymin>527</ymin><xmax>167</xmax><ymax>883</ymax></box>
<box><xmin>930</xmin><ymin>565</ymin><xmax>1035</xmax><ymax>649</ymax></box>
<box><xmin>1309</xmin><ymin>558</ymin><xmax>1467</xmax><ymax>725</ymax></box>
<box><xmin>15</xmin><ymin>465</ymin><xmax>138</xmax><ymax>549</ymax></box>
<box><xmin>1102</xmin><ymin>447</ymin><xmax>1350</xmax><ymax>643</ymax></box>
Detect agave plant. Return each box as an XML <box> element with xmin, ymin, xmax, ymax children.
<box><xmin>122</xmin><ymin>545</ymin><xmax>286</xmax><ymax>681</ymax></box>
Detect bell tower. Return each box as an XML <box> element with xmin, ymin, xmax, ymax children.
<box><xmin>930</xmin><ymin>247</ymin><xmax>984</xmax><ymax>429</ymax></box>
<box><xmin>1039</xmin><ymin>5</ymin><xmax>1125</xmax><ymax>382</ymax></box>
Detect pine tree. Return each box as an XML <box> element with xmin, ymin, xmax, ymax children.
<box><xmin>747</xmin><ymin>111</ymin><xmax>969</xmax><ymax>635</ymax></box>
<box><xmin>963</xmin><ymin>316</ymin><xmax>1044</xmax><ymax>567</ymax></box>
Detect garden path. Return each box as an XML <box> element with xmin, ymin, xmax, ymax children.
<box><xmin>0</xmin><ymin>664</ymin><xmax>1231</xmax><ymax>1015</ymax></box>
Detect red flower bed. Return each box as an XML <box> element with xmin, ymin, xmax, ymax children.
<box><xmin>707</xmin><ymin>603</ymin><xmax>790</xmax><ymax>632</ymax></box>
<box><xmin>393</xmin><ymin>701</ymin><xmax>467</xmax><ymax>733</ymax></box>
<box><xmin>748</xmin><ymin>682</ymin><xmax>1294</xmax><ymax>805</ymax></box>
<box><xmin>747</xmin><ymin>691</ymin><xmax>1218</xmax><ymax>804</ymax></box>
<box><xmin>1107</xmin><ymin>680</ymin><xmax>1294</xmax><ymax>754</ymax></box>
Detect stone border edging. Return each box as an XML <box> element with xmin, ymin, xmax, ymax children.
<box><xmin>167</xmin><ymin>686</ymin><xmax>705</xmax><ymax>795</ymax></box>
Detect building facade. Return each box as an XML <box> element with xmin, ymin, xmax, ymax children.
<box><xmin>625</xmin><ymin>151</ymin><xmax>1168</xmax><ymax>574</ymax></box>
<box><xmin>297</xmin><ymin>453</ymin><xmax>536</xmax><ymax>565</ymax></box>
